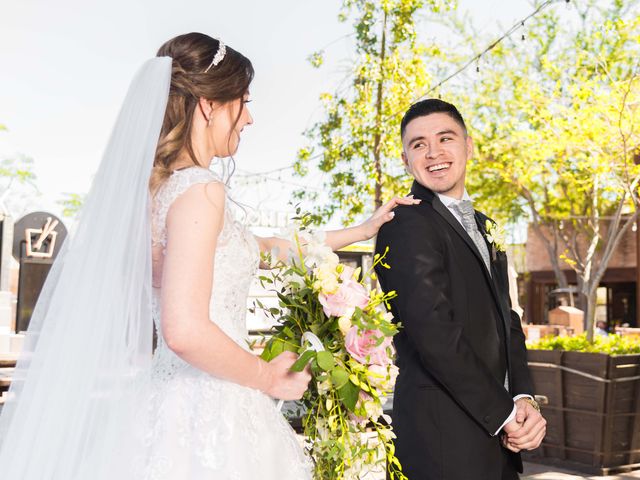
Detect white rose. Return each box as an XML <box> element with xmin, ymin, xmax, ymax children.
<box><xmin>338</xmin><ymin>316</ymin><xmax>352</xmax><ymax>336</ymax></box>
<box><xmin>313</xmin><ymin>262</ymin><xmax>340</xmax><ymax>294</ymax></box>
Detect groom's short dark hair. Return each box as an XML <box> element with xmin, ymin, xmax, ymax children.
<box><xmin>400</xmin><ymin>99</ymin><xmax>467</xmax><ymax>138</ymax></box>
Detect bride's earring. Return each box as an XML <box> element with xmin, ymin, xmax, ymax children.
<box><xmin>207</xmin><ymin>116</ymin><xmax>213</xmax><ymax>127</ymax></box>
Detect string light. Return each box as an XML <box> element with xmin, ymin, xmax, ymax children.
<box><xmin>409</xmin><ymin>0</ymin><xmax>562</xmax><ymax>107</ymax></box>
<box><xmin>240</xmin><ymin>0</ymin><xmax>567</xmax><ymax>180</ymax></box>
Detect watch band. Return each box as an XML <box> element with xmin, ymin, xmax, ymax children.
<box><xmin>523</xmin><ymin>397</ymin><xmax>541</xmax><ymax>412</ymax></box>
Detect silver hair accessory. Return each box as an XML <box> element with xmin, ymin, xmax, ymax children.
<box><xmin>203</xmin><ymin>40</ymin><xmax>226</xmax><ymax>73</ymax></box>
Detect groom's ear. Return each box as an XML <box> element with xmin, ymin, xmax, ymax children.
<box><xmin>465</xmin><ymin>135</ymin><xmax>474</xmax><ymax>161</ymax></box>
<box><xmin>401</xmin><ymin>151</ymin><xmax>411</xmax><ymax>173</ymax></box>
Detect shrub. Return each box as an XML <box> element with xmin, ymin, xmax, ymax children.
<box><xmin>528</xmin><ymin>333</ymin><xmax>640</xmax><ymax>355</ymax></box>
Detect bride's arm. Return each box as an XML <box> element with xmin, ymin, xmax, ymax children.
<box><xmin>160</xmin><ymin>181</ymin><xmax>309</xmax><ymax>400</ymax></box>
<box><xmin>255</xmin><ymin>195</ymin><xmax>420</xmax><ymax>263</ymax></box>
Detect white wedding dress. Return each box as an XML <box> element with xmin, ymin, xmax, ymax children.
<box><xmin>133</xmin><ymin>166</ymin><xmax>312</xmax><ymax>479</ymax></box>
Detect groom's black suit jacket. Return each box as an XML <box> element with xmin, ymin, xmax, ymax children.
<box><xmin>375</xmin><ymin>181</ymin><xmax>534</xmax><ymax>480</ymax></box>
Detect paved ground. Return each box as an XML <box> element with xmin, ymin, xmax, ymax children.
<box><xmin>357</xmin><ymin>461</ymin><xmax>640</xmax><ymax>479</ymax></box>
<box><xmin>522</xmin><ymin>462</ymin><xmax>640</xmax><ymax>480</ymax></box>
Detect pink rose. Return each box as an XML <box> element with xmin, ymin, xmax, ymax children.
<box><xmin>345</xmin><ymin>327</ymin><xmax>392</xmax><ymax>366</ymax></box>
<box><xmin>318</xmin><ymin>275</ymin><xmax>369</xmax><ymax>318</ymax></box>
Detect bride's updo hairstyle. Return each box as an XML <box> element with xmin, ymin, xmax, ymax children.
<box><xmin>150</xmin><ymin>32</ymin><xmax>254</xmax><ymax>192</ymax></box>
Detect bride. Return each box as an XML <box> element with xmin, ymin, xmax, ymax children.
<box><xmin>0</xmin><ymin>32</ymin><xmax>417</xmax><ymax>479</ymax></box>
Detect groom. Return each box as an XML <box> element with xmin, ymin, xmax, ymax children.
<box><xmin>375</xmin><ymin>99</ymin><xmax>546</xmax><ymax>479</ymax></box>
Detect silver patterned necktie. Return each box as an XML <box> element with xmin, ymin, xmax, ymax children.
<box><xmin>452</xmin><ymin>200</ymin><xmax>492</xmax><ymax>275</ymax></box>
<box><xmin>453</xmin><ymin>200</ymin><xmax>508</xmax><ymax>389</ymax></box>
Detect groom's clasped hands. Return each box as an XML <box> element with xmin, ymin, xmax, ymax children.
<box><xmin>502</xmin><ymin>398</ymin><xmax>547</xmax><ymax>453</ymax></box>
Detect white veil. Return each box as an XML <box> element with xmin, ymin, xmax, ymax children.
<box><xmin>0</xmin><ymin>56</ymin><xmax>172</xmax><ymax>479</ymax></box>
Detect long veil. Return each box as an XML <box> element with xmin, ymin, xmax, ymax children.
<box><xmin>0</xmin><ymin>56</ymin><xmax>172</xmax><ymax>479</ymax></box>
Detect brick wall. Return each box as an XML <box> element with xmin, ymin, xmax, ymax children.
<box><xmin>526</xmin><ymin>221</ymin><xmax>637</xmax><ymax>272</ymax></box>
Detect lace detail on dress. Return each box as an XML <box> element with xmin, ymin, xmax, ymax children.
<box><xmin>138</xmin><ymin>166</ymin><xmax>312</xmax><ymax>480</ymax></box>
<box><xmin>151</xmin><ymin>167</ymin><xmax>225</xmax><ymax>248</ymax></box>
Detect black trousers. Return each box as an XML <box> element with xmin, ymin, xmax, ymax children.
<box><xmin>502</xmin><ymin>448</ymin><xmax>519</xmax><ymax>480</ymax></box>
<box><xmin>388</xmin><ymin>447</ymin><xmax>520</xmax><ymax>479</ymax></box>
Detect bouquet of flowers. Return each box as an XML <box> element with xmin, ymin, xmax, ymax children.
<box><xmin>257</xmin><ymin>216</ymin><xmax>407</xmax><ymax>480</ymax></box>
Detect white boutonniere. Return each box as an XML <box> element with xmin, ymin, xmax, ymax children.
<box><xmin>485</xmin><ymin>220</ymin><xmax>506</xmax><ymax>253</ymax></box>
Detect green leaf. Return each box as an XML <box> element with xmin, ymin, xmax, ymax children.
<box><xmin>290</xmin><ymin>349</ymin><xmax>315</xmax><ymax>372</ymax></box>
<box><xmin>330</xmin><ymin>367</ymin><xmax>349</xmax><ymax>389</ymax></box>
<box><xmin>282</xmin><ymin>326</ymin><xmax>295</xmax><ymax>339</ymax></box>
<box><xmin>316</xmin><ymin>350</ymin><xmax>335</xmax><ymax>371</ymax></box>
<box><xmin>260</xmin><ymin>337</ymin><xmax>285</xmax><ymax>361</ymax></box>
<box><xmin>261</xmin><ymin>336</ymin><xmax>299</xmax><ymax>362</ymax></box>
<box><xmin>338</xmin><ymin>378</ymin><xmax>360</xmax><ymax>412</ymax></box>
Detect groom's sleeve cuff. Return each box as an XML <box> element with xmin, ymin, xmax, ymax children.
<box><xmin>493</xmin><ymin>394</ymin><xmax>534</xmax><ymax>436</ymax></box>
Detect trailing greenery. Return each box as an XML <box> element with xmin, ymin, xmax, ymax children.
<box><xmin>258</xmin><ymin>215</ymin><xmax>406</xmax><ymax>480</ymax></box>
<box><xmin>528</xmin><ymin>333</ymin><xmax>640</xmax><ymax>355</ymax></box>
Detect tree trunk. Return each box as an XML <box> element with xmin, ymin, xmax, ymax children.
<box><xmin>528</xmin><ymin>222</ymin><xmax>570</xmax><ymax>289</ymax></box>
<box><xmin>584</xmin><ymin>290</ymin><xmax>597</xmax><ymax>342</ymax></box>
<box><xmin>372</xmin><ymin>12</ymin><xmax>388</xmax><ymax>211</ymax></box>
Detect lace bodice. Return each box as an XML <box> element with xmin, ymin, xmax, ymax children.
<box><xmin>151</xmin><ymin>167</ymin><xmax>260</xmax><ymax>353</ymax></box>
<box><xmin>137</xmin><ymin>167</ymin><xmax>311</xmax><ymax>480</ymax></box>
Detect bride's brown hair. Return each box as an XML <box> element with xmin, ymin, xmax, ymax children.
<box><xmin>150</xmin><ymin>32</ymin><xmax>254</xmax><ymax>192</ymax></box>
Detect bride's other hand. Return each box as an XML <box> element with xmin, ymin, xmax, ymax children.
<box><xmin>359</xmin><ymin>195</ymin><xmax>421</xmax><ymax>240</ymax></box>
<box><xmin>265</xmin><ymin>351</ymin><xmax>312</xmax><ymax>400</ymax></box>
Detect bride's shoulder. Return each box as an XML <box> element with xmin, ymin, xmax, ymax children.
<box><xmin>156</xmin><ymin>166</ymin><xmax>224</xmax><ymax>201</ymax></box>
<box><xmin>169</xmin><ymin>166</ymin><xmax>223</xmax><ymax>188</ymax></box>
<box><xmin>153</xmin><ymin>167</ymin><xmax>226</xmax><ymax>223</ymax></box>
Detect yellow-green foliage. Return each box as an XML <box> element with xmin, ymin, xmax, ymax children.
<box><xmin>454</xmin><ymin>0</ymin><xmax>640</xmax><ymax>340</ymax></box>
<box><xmin>529</xmin><ymin>333</ymin><xmax>640</xmax><ymax>355</ymax></box>
<box><xmin>295</xmin><ymin>0</ymin><xmax>457</xmax><ymax>224</ymax></box>
<box><xmin>464</xmin><ymin>2</ymin><xmax>640</xmax><ymax>227</ymax></box>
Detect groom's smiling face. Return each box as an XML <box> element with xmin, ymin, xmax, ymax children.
<box><xmin>401</xmin><ymin>112</ymin><xmax>473</xmax><ymax>200</ymax></box>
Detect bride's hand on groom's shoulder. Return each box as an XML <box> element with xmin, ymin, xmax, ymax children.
<box><xmin>359</xmin><ymin>195</ymin><xmax>421</xmax><ymax>240</ymax></box>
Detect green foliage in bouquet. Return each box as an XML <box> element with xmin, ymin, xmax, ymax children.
<box><xmin>528</xmin><ymin>333</ymin><xmax>640</xmax><ymax>355</ymax></box>
<box><xmin>257</xmin><ymin>215</ymin><xmax>407</xmax><ymax>480</ymax></box>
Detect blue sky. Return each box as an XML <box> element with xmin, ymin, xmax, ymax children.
<box><xmin>0</xmin><ymin>0</ymin><xmax>533</xmax><ymax>228</ymax></box>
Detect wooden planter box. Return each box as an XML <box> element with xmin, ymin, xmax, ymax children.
<box><xmin>525</xmin><ymin>349</ymin><xmax>640</xmax><ymax>475</ymax></box>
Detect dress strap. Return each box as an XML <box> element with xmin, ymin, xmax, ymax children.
<box><xmin>151</xmin><ymin>167</ymin><xmax>224</xmax><ymax>246</ymax></box>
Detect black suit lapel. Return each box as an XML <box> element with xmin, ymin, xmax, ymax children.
<box><xmin>410</xmin><ymin>182</ymin><xmax>511</xmax><ymax>350</ymax></box>
<box><xmin>431</xmin><ymin>198</ymin><xmax>489</xmax><ymax>274</ymax></box>
<box><xmin>477</xmin><ymin>212</ymin><xmax>513</xmax><ymax>372</ymax></box>
<box><xmin>411</xmin><ymin>182</ymin><xmax>496</xmax><ymax>286</ymax></box>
